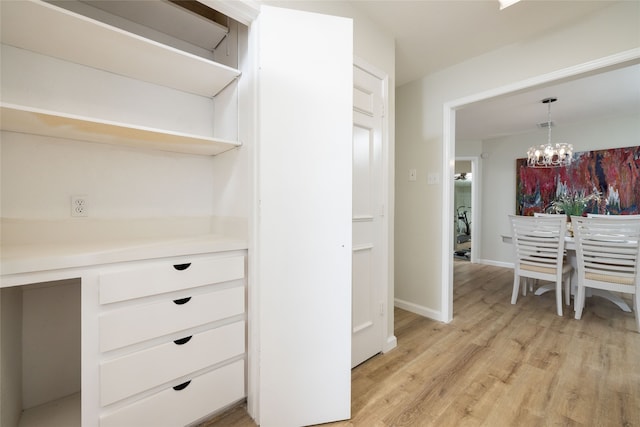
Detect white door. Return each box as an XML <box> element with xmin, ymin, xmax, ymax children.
<box><xmin>255</xmin><ymin>6</ymin><xmax>353</xmax><ymax>427</ymax></box>
<box><xmin>352</xmin><ymin>62</ymin><xmax>385</xmax><ymax>368</ymax></box>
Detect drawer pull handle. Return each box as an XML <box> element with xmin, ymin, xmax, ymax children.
<box><xmin>173</xmin><ymin>263</ymin><xmax>191</xmax><ymax>271</ymax></box>
<box><xmin>173</xmin><ymin>380</ymin><xmax>191</xmax><ymax>391</ymax></box>
<box><xmin>173</xmin><ymin>336</ymin><xmax>192</xmax><ymax>345</ymax></box>
<box><xmin>173</xmin><ymin>297</ymin><xmax>191</xmax><ymax>305</ymax></box>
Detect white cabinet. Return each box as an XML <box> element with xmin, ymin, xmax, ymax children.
<box><xmin>101</xmin><ymin>359</ymin><xmax>244</xmax><ymax>427</ymax></box>
<box><xmin>254</xmin><ymin>6</ymin><xmax>353</xmax><ymax>427</ymax></box>
<box><xmin>0</xmin><ymin>250</ymin><xmax>247</xmax><ymax>427</ymax></box>
<box><xmin>99</xmin><ymin>285</ymin><xmax>244</xmax><ymax>352</ymax></box>
<box><xmin>98</xmin><ymin>255</ymin><xmax>245</xmax><ymax>304</ymax></box>
<box><xmin>0</xmin><ymin>0</ymin><xmax>242</xmax><ymax>155</ymax></box>
<box><xmin>100</xmin><ymin>321</ymin><xmax>245</xmax><ymax>406</ymax></box>
<box><xmin>97</xmin><ymin>254</ymin><xmax>246</xmax><ymax>426</ymax></box>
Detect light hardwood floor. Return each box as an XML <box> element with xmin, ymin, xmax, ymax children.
<box><xmin>201</xmin><ymin>260</ymin><xmax>640</xmax><ymax>426</ymax></box>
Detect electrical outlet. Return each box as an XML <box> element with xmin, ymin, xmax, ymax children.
<box><xmin>71</xmin><ymin>195</ymin><xmax>88</xmax><ymax>217</ymax></box>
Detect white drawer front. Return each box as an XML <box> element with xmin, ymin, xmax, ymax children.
<box><xmin>100</xmin><ymin>359</ymin><xmax>245</xmax><ymax>427</ymax></box>
<box><xmin>101</xmin><ymin>320</ymin><xmax>245</xmax><ymax>406</ymax></box>
<box><xmin>99</xmin><ymin>255</ymin><xmax>245</xmax><ymax>304</ymax></box>
<box><xmin>100</xmin><ymin>286</ymin><xmax>244</xmax><ymax>352</ymax></box>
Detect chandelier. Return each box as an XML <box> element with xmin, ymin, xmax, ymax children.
<box><xmin>526</xmin><ymin>97</ymin><xmax>573</xmax><ymax>168</ymax></box>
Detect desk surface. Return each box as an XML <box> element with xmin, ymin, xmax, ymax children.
<box><xmin>1</xmin><ymin>234</ymin><xmax>247</xmax><ymax>287</ymax></box>
<box><xmin>1</xmin><ymin>217</ymin><xmax>248</xmax><ymax>286</ymax></box>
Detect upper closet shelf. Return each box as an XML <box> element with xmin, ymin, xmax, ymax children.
<box><xmin>1</xmin><ymin>104</ymin><xmax>241</xmax><ymax>156</ymax></box>
<box><xmin>0</xmin><ymin>0</ymin><xmax>241</xmax><ymax>97</ymax></box>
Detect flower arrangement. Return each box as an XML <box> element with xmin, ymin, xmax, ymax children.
<box><xmin>550</xmin><ymin>184</ymin><xmax>601</xmax><ymax>217</ymax></box>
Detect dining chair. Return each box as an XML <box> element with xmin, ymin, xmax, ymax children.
<box><xmin>509</xmin><ymin>215</ymin><xmax>572</xmax><ymax>316</ymax></box>
<box><xmin>587</xmin><ymin>213</ymin><xmax>640</xmax><ymax>219</ymax></box>
<box><xmin>571</xmin><ymin>216</ymin><xmax>640</xmax><ymax>332</ymax></box>
<box><xmin>530</xmin><ymin>213</ymin><xmax>571</xmax><ymax>295</ymax></box>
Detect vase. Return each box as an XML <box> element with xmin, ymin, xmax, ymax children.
<box><xmin>566</xmin><ymin>215</ymin><xmax>574</xmax><ymax>237</ymax></box>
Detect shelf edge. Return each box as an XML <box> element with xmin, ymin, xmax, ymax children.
<box><xmin>0</xmin><ymin>0</ymin><xmax>241</xmax><ymax>97</ymax></box>
<box><xmin>1</xmin><ymin>104</ymin><xmax>242</xmax><ymax>156</ymax></box>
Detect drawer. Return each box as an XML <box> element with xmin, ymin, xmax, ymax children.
<box><xmin>100</xmin><ymin>359</ymin><xmax>245</xmax><ymax>427</ymax></box>
<box><xmin>101</xmin><ymin>320</ymin><xmax>245</xmax><ymax>406</ymax></box>
<box><xmin>99</xmin><ymin>255</ymin><xmax>245</xmax><ymax>304</ymax></box>
<box><xmin>100</xmin><ymin>285</ymin><xmax>244</xmax><ymax>352</ymax></box>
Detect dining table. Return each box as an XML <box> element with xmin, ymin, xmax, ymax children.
<box><xmin>501</xmin><ymin>234</ymin><xmax>632</xmax><ymax>312</ymax></box>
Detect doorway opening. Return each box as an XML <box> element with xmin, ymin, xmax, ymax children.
<box><xmin>454</xmin><ymin>168</ymin><xmax>471</xmax><ymax>261</ymax></box>
<box><xmin>441</xmin><ymin>50</ymin><xmax>640</xmax><ymax>323</ymax></box>
<box><xmin>453</xmin><ymin>157</ymin><xmax>478</xmax><ymax>264</ymax></box>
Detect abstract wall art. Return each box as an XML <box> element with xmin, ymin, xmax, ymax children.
<box><xmin>516</xmin><ymin>145</ymin><xmax>640</xmax><ymax>216</ymax></box>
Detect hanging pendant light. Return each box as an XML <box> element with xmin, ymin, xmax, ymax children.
<box><xmin>526</xmin><ymin>97</ymin><xmax>573</xmax><ymax>168</ymax></box>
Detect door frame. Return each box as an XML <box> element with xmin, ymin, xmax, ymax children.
<box><xmin>441</xmin><ymin>48</ymin><xmax>640</xmax><ymax>323</ymax></box>
<box><xmin>353</xmin><ymin>56</ymin><xmax>396</xmax><ymax>356</ymax></box>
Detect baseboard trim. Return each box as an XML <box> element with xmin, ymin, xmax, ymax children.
<box><xmin>394</xmin><ymin>298</ymin><xmax>445</xmax><ymax>322</ymax></box>
<box><xmin>395</xmin><ymin>260</ymin><xmax>513</xmax><ymax>323</ymax></box>
<box><xmin>478</xmin><ymin>259</ymin><xmax>513</xmax><ymax>269</ymax></box>
<box><xmin>382</xmin><ymin>335</ymin><xmax>397</xmax><ymax>353</ymax></box>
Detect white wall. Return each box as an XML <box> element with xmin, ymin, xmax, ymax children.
<box><xmin>0</xmin><ymin>287</ymin><xmax>23</xmax><ymax>427</ymax></box>
<box><xmin>480</xmin><ymin>112</ymin><xmax>640</xmax><ymax>267</ymax></box>
<box><xmin>395</xmin><ymin>1</ymin><xmax>640</xmax><ymax>318</ymax></box>
<box><xmin>457</xmin><ymin>139</ymin><xmax>483</xmax><ymax>157</ymax></box>
<box><xmin>0</xmin><ymin>132</ymin><xmax>218</xmax><ymax>220</ymax></box>
<box><xmin>22</xmin><ymin>280</ymin><xmax>81</xmax><ymax>408</ymax></box>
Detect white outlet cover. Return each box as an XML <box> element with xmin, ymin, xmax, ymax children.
<box><xmin>71</xmin><ymin>195</ymin><xmax>88</xmax><ymax>217</ymax></box>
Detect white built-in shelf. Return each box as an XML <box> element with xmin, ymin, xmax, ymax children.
<box><xmin>0</xmin><ymin>0</ymin><xmax>241</xmax><ymax>97</ymax></box>
<box><xmin>18</xmin><ymin>392</ymin><xmax>80</xmax><ymax>427</ymax></box>
<box><xmin>1</xmin><ymin>104</ymin><xmax>241</xmax><ymax>156</ymax></box>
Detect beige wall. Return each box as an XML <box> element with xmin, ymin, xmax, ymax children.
<box><xmin>454</xmin><ymin>161</ymin><xmax>471</xmax><ymax>175</ymax></box>
<box><xmin>396</xmin><ymin>1</ymin><xmax>640</xmax><ymax>319</ymax></box>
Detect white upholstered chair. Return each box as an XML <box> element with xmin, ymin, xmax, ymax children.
<box><xmin>571</xmin><ymin>215</ymin><xmax>640</xmax><ymax>332</ymax></box>
<box><xmin>509</xmin><ymin>215</ymin><xmax>572</xmax><ymax>316</ymax></box>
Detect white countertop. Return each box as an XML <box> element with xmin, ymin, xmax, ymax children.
<box><xmin>1</xmin><ymin>234</ymin><xmax>247</xmax><ymax>285</ymax></box>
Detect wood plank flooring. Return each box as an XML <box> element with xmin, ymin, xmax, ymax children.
<box><xmin>200</xmin><ymin>260</ymin><xmax>640</xmax><ymax>426</ymax></box>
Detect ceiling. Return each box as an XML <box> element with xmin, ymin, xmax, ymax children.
<box><xmin>455</xmin><ymin>63</ymin><xmax>640</xmax><ymax>140</ymax></box>
<box><xmin>348</xmin><ymin>0</ymin><xmax>640</xmax><ymax>141</ymax></box>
